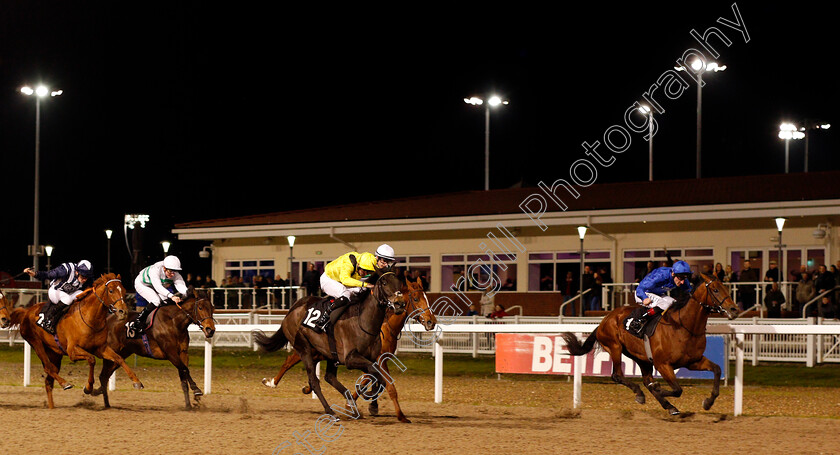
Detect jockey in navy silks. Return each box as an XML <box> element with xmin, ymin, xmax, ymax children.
<box><xmin>629</xmin><ymin>260</ymin><xmax>694</xmax><ymax>334</ymax></box>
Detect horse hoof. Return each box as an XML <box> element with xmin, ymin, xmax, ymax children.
<box><xmin>669</xmin><ymin>409</ymin><xmax>681</xmax><ymax>416</ymax></box>
<box><xmin>368</xmin><ymin>404</ymin><xmax>379</xmax><ymax>416</ymax></box>
<box><xmin>83</xmin><ymin>386</ymin><xmax>93</xmax><ymax>395</ymax></box>
<box><xmin>302</xmin><ymin>386</ymin><xmax>311</xmax><ymax>394</ymax></box>
<box><xmin>703</xmin><ymin>398</ymin><xmax>714</xmax><ymax>410</ymax></box>
<box><xmin>133</xmin><ymin>382</ymin><xmax>144</xmax><ymax>390</ymax></box>
<box><xmin>262</xmin><ymin>378</ymin><xmax>276</xmax><ymax>388</ymax></box>
<box><xmin>398</xmin><ymin>416</ymin><xmax>411</xmax><ymax>424</ymax></box>
<box><xmin>635</xmin><ymin>395</ymin><xmax>646</xmax><ymax>404</ymax></box>
<box><xmin>63</xmin><ymin>383</ymin><xmax>74</xmax><ymax>391</ymax></box>
<box><xmin>194</xmin><ymin>390</ymin><xmax>204</xmax><ymax>397</ymax></box>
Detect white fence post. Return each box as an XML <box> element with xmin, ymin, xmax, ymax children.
<box><xmin>434</xmin><ymin>339</ymin><xmax>443</xmax><ymax>403</ymax></box>
<box><xmin>23</xmin><ymin>341</ymin><xmax>31</xmax><ymax>387</ymax></box>
<box><xmin>734</xmin><ymin>333</ymin><xmax>744</xmax><ymax>416</ymax></box>
<box><xmin>573</xmin><ymin>354</ymin><xmax>583</xmax><ymax>408</ymax></box>
<box><xmin>204</xmin><ymin>338</ymin><xmax>213</xmax><ymax>394</ymax></box>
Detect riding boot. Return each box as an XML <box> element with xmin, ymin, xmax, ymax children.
<box><xmin>631</xmin><ymin>307</ymin><xmax>661</xmax><ymax>334</ymax></box>
<box><xmin>51</xmin><ymin>304</ymin><xmax>71</xmax><ymax>332</ymax></box>
<box><xmin>38</xmin><ymin>302</ymin><xmax>59</xmax><ymax>334</ymax></box>
<box><xmin>132</xmin><ymin>305</ymin><xmax>155</xmax><ymax>334</ymax></box>
<box><xmin>313</xmin><ymin>296</ymin><xmax>350</xmax><ymax>332</ymax></box>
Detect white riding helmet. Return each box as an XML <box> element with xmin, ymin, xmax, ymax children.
<box><xmin>163</xmin><ymin>255</ymin><xmax>182</xmax><ymax>271</ymax></box>
<box><xmin>375</xmin><ymin>244</ymin><xmax>396</xmax><ymax>263</ymax></box>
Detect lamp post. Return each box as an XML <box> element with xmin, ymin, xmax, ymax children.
<box><xmin>464</xmin><ymin>95</ymin><xmax>509</xmax><ymax>191</ymax></box>
<box><xmin>778</xmin><ymin>123</ymin><xmax>804</xmax><ymax>173</ymax></box>
<box><xmin>105</xmin><ymin>229</ymin><xmax>113</xmax><ymax>273</ymax></box>
<box><xmin>161</xmin><ymin>240</ymin><xmax>171</xmax><ymax>256</ymax></box>
<box><xmin>125</xmin><ymin>214</ymin><xmax>149</xmax><ymax>279</ymax></box>
<box><xmin>675</xmin><ymin>61</ymin><xmax>726</xmax><ymax>179</ymax></box>
<box><xmin>45</xmin><ymin>245</ymin><xmax>53</xmax><ymax>270</ymax></box>
<box><xmin>775</xmin><ymin>217</ymin><xmax>786</xmax><ymax>289</ymax></box>
<box><xmin>639</xmin><ymin>105</ymin><xmax>654</xmax><ymax>181</ymax></box>
<box><xmin>21</xmin><ymin>85</ymin><xmax>63</xmax><ymax>277</ymax></box>
<box><xmin>287</xmin><ymin>235</ymin><xmax>296</xmax><ymax>284</ymax></box>
<box><xmin>577</xmin><ymin>226</ymin><xmax>587</xmax><ymax>317</ymax></box>
<box><xmin>800</xmin><ymin>121</ymin><xmax>831</xmax><ymax>172</ymax></box>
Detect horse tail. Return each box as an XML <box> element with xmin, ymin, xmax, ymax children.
<box><xmin>561</xmin><ymin>331</ymin><xmax>598</xmax><ymax>356</ymax></box>
<box><xmin>252</xmin><ymin>328</ymin><xmax>288</xmax><ymax>353</ymax></box>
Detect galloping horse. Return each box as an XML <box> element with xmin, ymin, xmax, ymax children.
<box><xmin>560</xmin><ymin>274</ymin><xmax>739</xmax><ymax>415</ymax></box>
<box><xmin>261</xmin><ymin>277</ymin><xmax>436</xmax><ymax>422</ymax></box>
<box><xmin>93</xmin><ymin>289</ymin><xmax>216</xmax><ymax>409</ymax></box>
<box><xmin>0</xmin><ymin>274</ymin><xmax>144</xmax><ymax>408</ymax></box>
<box><xmin>253</xmin><ymin>271</ymin><xmax>406</xmax><ymax>419</ymax></box>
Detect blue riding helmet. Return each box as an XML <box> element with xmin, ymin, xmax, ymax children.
<box><xmin>77</xmin><ymin>260</ymin><xmax>94</xmax><ymax>278</ymax></box>
<box><xmin>672</xmin><ymin>260</ymin><xmax>691</xmax><ymax>276</ymax></box>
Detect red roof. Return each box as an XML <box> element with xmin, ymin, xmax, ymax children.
<box><xmin>175</xmin><ymin>171</ymin><xmax>840</xmax><ymax>228</ymax></box>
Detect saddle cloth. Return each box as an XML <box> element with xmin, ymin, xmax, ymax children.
<box><xmin>126</xmin><ymin>306</ymin><xmax>160</xmax><ymax>339</ymax></box>
<box><xmin>623</xmin><ymin>306</ymin><xmax>665</xmax><ymax>339</ymax></box>
<box><xmin>301</xmin><ymin>296</ymin><xmax>333</xmax><ymax>330</ymax></box>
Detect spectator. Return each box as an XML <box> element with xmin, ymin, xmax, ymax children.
<box><xmin>713</xmin><ymin>263</ymin><xmax>725</xmax><ymax>281</ymax></box>
<box><xmin>204</xmin><ymin>275</ymin><xmax>217</xmax><ymax>288</ymax></box>
<box><xmin>764</xmin><ymin>260</ymin><xmax>779</xmax><ymax>294</ymax></box>
<box><xmin>814</xmin><ymin>264</ymin><xmax>834</xmax><ymax>298</ymax></box>
<box><xmin>795</xmin><ymin>272</ymin><xmax>815</xmax><ymax>315</ymax></box>
<box><xmin>193</xmin><ymin>274</ymin><xmax>204</xmax><ymax>288</ymax></box>
<box><xmin>501</xmin><ymin>278</ymin><xmax>516</xmax><ymax>291</ymax></box>
<box><xmin>764</xmin><ymin>281</ymin><xmax>785</xmax><ymax>318</ymax></box>
<box><xmin>816</xmin><ymin>295</ymin><xmax>835</xmax><ymax>319</ymax></box>
<box><xmin>301</xmin><ymin>262</ymin><xmax>320</xmax><ymax>297</ymax></box>
<box><xmin>479</xmin><ymin>288</ymin><xmax>495</xmax><ymax>316</ymax></box>
<box><xmin>637</xmin><ymin>261</ymin><xmax>655</xmax><ymax>283</ymax></box>
<box><xmin>562</xmin><ymin>271</ymin><xmax>577</xmax><ymax>302</ymax></box>
<box><xmin>589</xmin><ymin>272</ymin><xmax>603</xmax><ymax>313</ymax></box>
<box><xmin>540</xmin><ymin>274</ymin><xmax>554</xmax><ymax>291</ymax></box>
<box><xmin>738</xmin><ymin>260</ymin><xmax>759</xmax><ymax>310</ymax></box>
<box><xmin>723</xmin><ymin>265</ymin><xmax>738</xmax><ymax>283</ymax></box>
<box><xmin>487</xmin><ymin>304</ymin><xmax>509</xmax><ymax>320</ymax></box>
<box><xmin>466</xmin><ymin>302</ymin><xmax>480</xmax><ymax>316</ymax></box>
<box><xmin>185</xmin><ymin>273</ymin><xmax>195</xmax><ymax>287</ymax></box>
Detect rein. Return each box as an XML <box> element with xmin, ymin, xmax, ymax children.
<box><xmin>80</xmin><ymin>278</ymin><xmax>124</xmax><ymax>331</ymax></box>
<box><xmin>359</xmin><ymin>272</ymin><xmax>403</xmax><ymax>337</ymax></box>
<box><xmin>175</xmin><ymin>298</ymin><xmax>215</xmax><ymax>328</ymax></box>
<box><xmin>670</xmin><ymin>278</ymin><xmax>726</xmax><ymax>337</ymax></box>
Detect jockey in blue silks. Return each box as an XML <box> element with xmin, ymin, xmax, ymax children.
<box><xmin>629</xmin><ymin>260</ymin><xmax>694</xmax><ymax>334</ymax></box>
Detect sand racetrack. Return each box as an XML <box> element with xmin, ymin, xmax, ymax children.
<box><xmin>1</xmin><ymin>358</ymin><xmax>839</xmax><ymax>455</ymax></box>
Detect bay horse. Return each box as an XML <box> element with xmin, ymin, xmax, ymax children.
<box><xmin>93</xmin><ymin>289</ymin><xmax>216</xmax><ymax>409</ymax></box>
<box><xmin>261</xmin><ymin>277</ymin><xmax>436</xmax><ymax>422</ymax></box>
<box><xmin>0</xmin><ymin>274</ymin><xmax>145</xmax><ymax>408</ymax></box>
<box><xmin>560</xmin><ymin>273</ymin><xmax>739</xmax><ymax>415</ymax></box>
<box><xmin>253</xmin><ymin>271</ymin><xmax>406</xmax><ymax>419</ymax></box>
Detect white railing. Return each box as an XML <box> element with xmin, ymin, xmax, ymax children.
<box><xmin>7</xmin><ymin>322</ymin><xmax>840</xmax><ymax>417</ymax></box>
<box><xmin>203</xmin><ymin>286</ymin><xmax>304</xmax><ymax>310</ymax></box>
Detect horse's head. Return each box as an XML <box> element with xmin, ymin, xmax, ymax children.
<box><xmin>93</xmin><ymin>274</ymin><xmax>129</xmax><ymax>321</ymax></box>
<box><xmin>404</xmin><ymin>277</ymin><xmax>436</xmax><ymax>331</ymax></box>
<box><xmin>375</xmin><ymin>272</ymin><xmax>407</xmax><ymax>315</ymax></box>
<box><xmin>695</xmin><ymin>273</ymin><xmax>739</xmax><ymax>320</ymax></box>
<box><xmin>0</xmin><ymin>291</ymin><xmax>12</xmax><ymax>328</ymax></box>
<box><xmin>192</xmin><ymin>290</ymin><xmax>216</xmax><ymax>338</ymax></box>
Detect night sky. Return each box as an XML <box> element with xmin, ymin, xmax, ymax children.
<box><xmin>1</xmin><ymin>2</ymin><xmax>837</xmax><ymax>279</ymax></box>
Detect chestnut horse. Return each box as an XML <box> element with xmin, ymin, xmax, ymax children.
<box><xmin>261</xmin><ymin>277</ymin><xmax>436</xmax><ymax>422</ymax></box>
<box><xmin>0</xmin><ymin>274</ymin><xmax>144</xmax><ymax>408</ymax></box>
<box><xmin>560</xmin><ymin>274</ymin><xmax>739</xmax><ymax>415</ymax></box>
<box><xmin>253</xmin><ymin>271</ymin><xmax>406</xmax><ymax>419</ymax></box>
<box><xmin>93</xmin><ymin>289</ymin><xmax>216</xmax><ymax>409</ymax></box>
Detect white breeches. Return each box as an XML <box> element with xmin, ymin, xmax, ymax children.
<box><xmin>134</xmin><ymin>275</ymin><xmax>166</xmax><ymax>306</ymax></box>
<box><xmin>48</xmin><ymin>287</ymin><xmax>82</xmax><ymax>305</ymax></box>
<box><xmin>320</xmin><ymin>273</ymin><xmax>365</xmax><ymax>300</ymax></box>
<box><xmin>635</xmin><ymin>292</ymin><xmax>676</xmax><ymax>311</ymax></box>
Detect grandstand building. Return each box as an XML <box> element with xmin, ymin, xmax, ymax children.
<box><xmin>173</xmin><ymin>172</ymin><xmax>840</xmax><ymax>316</ymax></box>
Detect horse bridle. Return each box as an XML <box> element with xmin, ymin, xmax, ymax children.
<box><xmin>370</xmin><ymin>272</ymin><xmax>404</xmax><ymax>311</ymax></box>
<box><xmin>699</xmin><ymin>278</ymin><xmax>728</xmax><ymax>314</ymax></box>
<box><xmin>79</xmin><ymin>278</ymin><xmax>125</xmax><ymax>331</ymax></box>
<box><xmin>93</xmin><ymin>278</ymin><xmax>125</xmax><ymax>314</ymax></box>
<box><xmin>175</xmin><ymin>297</ymin><xmax>215</xmax><ymax>328</ymax></box>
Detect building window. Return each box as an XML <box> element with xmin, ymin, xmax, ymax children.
<box><xmin>527</xmin><ymin>251</ymin><xmax>612</xmax><ymax>292</ymax></box>
<box><xmin>224</xmin><ymin>260</ymin><xmax>275</xmax><ymax>286</ymax></box>
<box><xmin>623</xmin><ymin>248</ymin><xmax>714</xmax><ymax>283</ymax></box>
<box><xmin>396</xmin><ymin>256</ymin><xmax>431</xmax><ymax>291</ymax></box>
<box><xmin>441</xmin><ymin>253</ymin><xmax>518</xmax><ymax>292</ymax></box>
